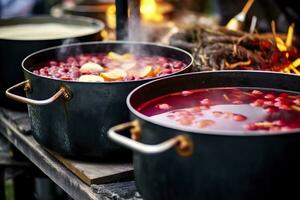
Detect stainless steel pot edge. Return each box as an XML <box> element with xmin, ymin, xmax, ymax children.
<box><xmin>125</xmin><ymin>70</ymin><xmax>300</xmax><ymax>137</ymax></box>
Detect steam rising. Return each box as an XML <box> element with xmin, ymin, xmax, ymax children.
<box><xmin>57</xmin><ymin>38</ymin><xmax>82</xmax><ymax>60</ymax></box>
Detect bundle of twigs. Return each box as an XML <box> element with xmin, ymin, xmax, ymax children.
<box><xmin>169</xmin><ymin>26</ymin><xmax>294</xmax><ymax>72</ymax></box>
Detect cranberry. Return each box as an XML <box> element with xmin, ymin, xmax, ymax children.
<box><xmin>173</xmin><ymin>62</ymin><xmax>183</xmax><ymax>69</ymax></box>
<box><xmin>279</xmin><ymin>104</ymin><xmax>292</xmax><ymax>110</ymax></box>
<box><xmin>162</xmin><ymin>68</ymin><xmax>172</xmax><ymax>74</ymax></box>
<box><xmin>49</xmin><ymin>61</ymin><xmax>58</xmax><ymax>66</ymax></box>
<box><xmin>157</xmin><ymin>104</ymin><xmax>172</xmax><ymax>110</ymax></box>
<box><xmin>54</xmin><ymin>73</ymin><xmax>62</xmax><ymax>78</ymax></box>
<box><xmin>67</xmin><ymin>57</ymin><xmax>76</xmax><ymax>63</ymax></box>
<box><xmin>233</xmin><ymin>114</ymin><xmax>247</xmax><ymax>121</ymax></box>
<box><xmin>279</xmin><ymin>93</ymin><xmax>289</xmax><ymax>97</ymax></box>
<box><xmin>182</xmin><ymin>91</ymin><xmax>193</xmax><ymax>96</ymax></box>
<box><xmin>264</xmin><ymin>101</ymin><xmax>274</xmax><ymax>106</ymax></box>
<box><xmin>198</xmin><ymin>120</ymin><xmax>215</xmax><ymax>128</ymax></box>
<box><xmin>252</xmin><ymin>90</ymin><xmax>263</xmax><ymax>96</ymax></box>
<box><xmin>264</xmin><ymin>107</ymin><xmax>278</xmax><ymax>113</ymax></box>
<box><xmin>251</xmin><ymin>99</ymin><xmax>264</xmax><ymax>107</ymax></box>
<box><xmin>200</xmin><ymin>98</ymin><xmax>212</xmax><ymax>106</ymax></box>
<box><xmin>246</xmin><ymin>124</ymin><xmax>258</xmax><ymax>131</ymax></box>
<box><xmin>264</xmin><ymin>94</ymin><xmax>275</xmax><ymax>100</ymax></box>
<box><xmin>179</xmin><ymin>116</ymin><xmax>194</xmax><ymax>126</ymax></box>
<box><xmin>293</xmin><ymin>99</ymin><xmax>300</xmax><ymax>105</ymax></box>
<box><xmin>162</xmin><ymin>63</ymin><xmax>171</xmax><ymax>68</ymax></box>
<box><xmin>275</xmin><ymin>97</ymin><xmax>286</xmax><ymax>102</ymax></box>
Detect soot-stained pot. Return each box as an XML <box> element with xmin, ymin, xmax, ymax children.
<box><xmin>109</xmin><ymin>71</ymin><xmax>300</xmax><ymax>200</ymax></box>
<box><xmin>5</xmin><ymin>41</ymin><xmax>193</xmax><ymax>158</ymax></box>
<box><xmin>0</xmin><ymin>15</ymin><xmax>104</xmax><ymax>110</ymax></box>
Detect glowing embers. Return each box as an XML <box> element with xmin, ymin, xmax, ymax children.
<box><xmin>138</xmin><ymin>88</ymin><xmax>300</xmax><ymax>133</ymax></box>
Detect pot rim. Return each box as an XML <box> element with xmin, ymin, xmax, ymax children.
<box><xmin>0</xmin><ymin>15</ymin><xmax>104</xmax><ymax>41</ymax></box>
<box><xmin>55</xmin><ymin>2</ymin><xmax>114</xmax><ymax>13</ymax></box>
<box><xmin>126</xmin><ymin>70</ymin><xmax>300</xmax><ymax>137</ymax></box>
<box><xmin>22</xmin><ymin>40</ymin><xmax>194</xmax><ymax>84</ymax></box>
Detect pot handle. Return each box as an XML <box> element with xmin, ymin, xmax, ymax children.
<box><xmin>5</xmin><ymin>80</ymin><xmax>72</xmax><ymax>106</ymax></box>
<box><xmin>108</xmin><ymin>120</ymin><xmax>193</xmax><ymax>156</ymax></box>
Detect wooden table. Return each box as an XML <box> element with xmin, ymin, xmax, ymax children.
<box><xmin>0</xmin><ymin>108</ymin><xmax>139</xmax><ymax>200</ymax></box>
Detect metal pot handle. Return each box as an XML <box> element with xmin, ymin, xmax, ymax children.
<box><xmin>5</xmin><ymin>80</ymin><xmax>71</xmax><ymax>106</ymax></box>
<box><xmin>108</xmin><ymin>120</ymin><xmax>193</xmax><ymax>156</ymax></box>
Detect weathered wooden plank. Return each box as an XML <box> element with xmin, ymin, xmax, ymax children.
<box><xmin>50</xmin><ymin>151</ymin><xmax>133</xmax><ymax>185</ymax></box>
<box><xmin>1</xmin><ymin>109</ymin><xmax>134</xmax><ymax>186</ymax></box>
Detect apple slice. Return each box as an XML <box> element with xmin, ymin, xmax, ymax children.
<box><xmin>79</xmin><ymin>62</ymin><xmax>104</xmax><ymax>73</ymax></box>
<box><xmin>78</xmin><ymin>75</ymin><xmax>104</xmax><ymax>82</ymax></box>
<box><xmin>120</xmin><ymin>62</ymin><xmax>136</xmax><ymax>70</ymax></box>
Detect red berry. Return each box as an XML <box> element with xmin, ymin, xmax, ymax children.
<box><xmin>246</xmin><ymin>124</ymin><xmax>258</xmax><ymax>131</ymax></box>
<box><xmin>233</xmin><ymin>114</ymin><xmax>247</xmax><ymax>121</ymax></box>
<box><xmin>200</xmin><ymin>98</ymin><xmax>212</xmax><ymax>106</ymax></box>
<box><xmin>251</xmin><ymin>99</ymin><xmax>264</xmax><ymax>107</ymax></box>
<box><xmin>293</xmin><ymin>99</ymin><xmax>300</xmax><ymax>105</ymax></box>
<box><xmin>157</xmin><ymin>103</ymin><xmax>172</xmax><ymax>110</ymax></box>
<box><xmin>252</xmin><ymin>90</ymin><xmax>263</xmax><ymax>96</ymax></box>
<box><xmin>264</xmin><ymin>94</ymin><xmax>275</xmax><ymax>100</ymax></box>
<box><xmin>264</xmin><ymin>107</ymin><xmax>278</xmax><ymax>113</ymax></box>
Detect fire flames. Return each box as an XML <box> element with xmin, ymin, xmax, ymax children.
<box><xmin>105</xmin><ymin>0</ymin><xmax>167</xmax><ymax>30</ymax></box>
<box><xmin>140</xmin><ymin>0</ymin><xmax>164</xmax><ymax>22</ymax></box>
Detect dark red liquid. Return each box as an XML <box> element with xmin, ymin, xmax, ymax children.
<box><xmin>137</xmin><ymin>88</ymin><xmax>300</xmax><ymax>133</ymax></box>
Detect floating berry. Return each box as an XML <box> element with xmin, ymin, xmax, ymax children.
<box><xmin>200</xmin><ymin>98</ymin><xmax>212</xmax><ymax>106</ymax></box>
<box><xmin>233</xmin><ymin>114</ymin><xmax>247</xmax><ymax>121</ymax></box>
<box><xmin>157</xmin><ymin>104</ymin><xmax>172</xmax><ymax>110</ymax></box>
<box><xmin>252</xmin><ymin>90</ymin><xmax>263</xmax><ymax>96</ymax></box>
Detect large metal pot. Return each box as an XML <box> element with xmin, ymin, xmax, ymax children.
<box><xmin>109</xmin><ymin>71</ymin><xmax>300</xmax><ymax>200</ymax></box>
<box><xmin>5</xmin><ymin>41</ymin><xmax>193</xmax><ymax>158</ymax></box>
<box><xmin>0</xmin><ymin>15</ymin><xmax>104</xmax><ymax>110</ymax></box>
<box><xmin>51</xmin><ymin>1</ymin><xmax>114</xmax><ymax>23</ymax></box>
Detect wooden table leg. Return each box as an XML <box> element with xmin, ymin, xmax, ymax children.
<box><xmin>0</xmin><ymin>167</ymin><xmax>5</xmax><ymax>200</ymax></box>
<box><xmin>11</xmin><ymin>147</ymin><xmax>35</xmax><ymax>200</ymax></box>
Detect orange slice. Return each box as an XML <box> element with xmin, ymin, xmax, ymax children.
<box><xmin>78</xmin><ymin>75</ymin><xmax>104</xmax><ymax>82</ymax></box>
<box><xmin>138</xmin><ymin>66</ymin><xmax>153</xmax><ymax>78</ymax></box>
<box><xmin>107</xmin><ymin>52</ymin><xmax>134</xmax><ymax>61</ymax></box>
<box><xmin>101</xmin><ymin>69</ymin><xmax>127</xmax><ymax>80</ymax></box>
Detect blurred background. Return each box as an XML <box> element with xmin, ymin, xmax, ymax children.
<box><xmin>0</xmin><ymin>0</ymin><xmax>299</xmax><ymax>200</ymax></box>
<box><xmin>1</xmin><ymin>0</ymin><xmax>299</xmax><ymax>40</ymax></box>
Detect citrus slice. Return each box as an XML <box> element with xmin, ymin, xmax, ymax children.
<box><xmin>107</xmin><ymin>52</ymin><xmax>134</xmax><ymax>61</ymax></box>
<box><xmin>78</xmin><ymin>75</ymin><xmax>104</xmax><ymax>82</ymax></box>
<box><xmin>101</xmin><ymin>69</ymin><xmax>127</xmax><ymax>80</ymax></box>
<box><xmin>138</xmin><ymin>66</ymin><xmax>153</xmax><ymax>78</ymax></box>
<box><xmin>79</xmin><ymin>62</ymin><xmax>104</xmax><ymax>73</ymax></box>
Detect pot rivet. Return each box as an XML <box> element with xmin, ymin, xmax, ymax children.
<box><xmin>130</xmin><ymin>120</ymin><xmax>141</xmax><ymax>141</ymax></box>
<box><xmin>176</xmin><ymin>135</ymin><xmax>193</xmax><ymax>157</ymax></box>
<box><xmin>24</xmin><ymin>82</ymin><xmax>31</xmax><ymax>92</ymax></box>
<box><xmin>62</xmin><ymin>88</ymin><xmax>72</xmax><ymax>101</ymax></box>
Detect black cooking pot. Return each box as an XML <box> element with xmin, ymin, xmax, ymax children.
<box><xmin>108</xmin><ymin>71</ymin><xmax>300</xmax><ymax>200</ymax></box>
<box><xmin>5</xmin><ymin>41</ymin><xmax>193</xmax><ymax>158</ymax></box>
<box><xmin>0</xmin><ymin>15</ymin><xmax>104</xmax><ymax>110</ymax></box>
<box><xmin>51</xmin><ymin>1</ymin><xmax>114</xmax><ymax>23</ymax></box>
